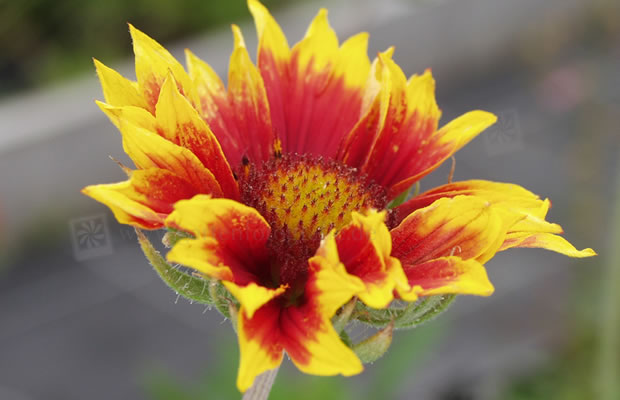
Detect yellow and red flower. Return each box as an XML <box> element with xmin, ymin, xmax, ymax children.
<box><xmin>82</xmin><ymin>0</ymin><xmax>595</xmax><ymax>392</ymax></box>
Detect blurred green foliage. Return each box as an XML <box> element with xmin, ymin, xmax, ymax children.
<box><xmin>143</xmin><ymin>321</ymin><xmax>443</xmax><ymax>400</ymax></box>
<box><xmin>0</xmin><ymin>0</ymin><xmax>291</xmax><ymax>96</ymax></box>
<box><xmin>502</xmin><ymin>333</ymin><xmax>599</xmax><ymax>400</ymax></box>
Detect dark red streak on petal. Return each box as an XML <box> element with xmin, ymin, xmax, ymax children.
<box><xmin>258</xmin><ymin>50</ymin><xmax>288</xmax><ymax>150</ymax></box>
<box><xmin>175</xmin><ymin>122</ymin><xmax>239</xmax><ymax>199</ymax></box>
<box><xmin>133</xmin><ymin>170</ymin><xmax>198</xmax><ymax>214</ymax></box>
<box><xmin>336</xmin><ymin>225</ymin><xmax>385</xmax><ymax>283</ymax></box>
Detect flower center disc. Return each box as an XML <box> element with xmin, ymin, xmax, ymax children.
<box><xmin>240</xmin><ymin>154</ymin><xmax>388</xmax><ymax>292</ymax></box>
<box><xmin>241</xmin><ymin>155</ymin><xmax>387</xmax><ymax>243</ymax></box>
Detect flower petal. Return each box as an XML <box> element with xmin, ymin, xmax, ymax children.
<box><xmin>129</xmin><ymin>24</ymin><xmax>193</xmax><ymax>113</ymax></box>
<box><xmin>156</xmin><ymin>73</ymin><xmax>240</xmax><ymax>199</ymax></box>
<box><xmin>396</xmin><ymin>180</ymin><xmax>594</xmax><ymax>258</ymax></box>
<box><xmin>166</xmin><ymin>237</ymin><xmax>235</xmax><ymax>280</ymax></box>
<box><xmin>237</xmin><ymin>301</ymin><xmax>284</xmax><ymax>392</ymax></box>
<box><xmin>396</xmin><ymin>180</ymin><xmax>548</xmax><ymax>219</ymax></box>
<box><xmin>282</xmin><ymin>10</ymin><xmax>371</xmax><ymax>156</ymax></box>
<box><xmin>185</xmin><ymin>49</ymin><xmax>244</xmax><ymax>165</ymax></box>
<box><xmin>97</xmin><ymin>102</ymin><xmax>224</xmax><ymax>197</ymax></box>
<box><xmin>339</xmin><ymin>54</ymin><xmax>496</xmax><ymax>198</ymax></box>
<box><xmin>228</xmin><ymin>25</ymin><xmax>275</xmax><ymax>163</ymax></box>
<box><xmin>400</xmin><ymin>256</ymin><xmax>494</xmax><ymax>301</ymax></box>
<box><xmin>502</xmin><ymin>232</ymin><xmax>596</xmax><ymax>257</ymax></box>
<box><xmin>336</xmin><ymin>52</ymin><xmax>390</xmax><ymax>171</ymax></box>
<box><xmin>391</xmin><ymin>196</ymin><xmax>510</xmax><ymax>266</ymax></box>
<box><xmin>386</xmin><ymin>110</ymin><xmax>496</xmax><ymax>195</ymax></box>
<box><xmin>248</xmin><ymin>0</ymin><xmax>290</xmax><ymax>144</ymax></box>
<box><xmin>236</xmin><ymin>252</ymin><xmax>365</xmax><ymax>392</ymax></box>
<box><xmin>308</xmin><ymin>234</ymin><xmax>366</xmax><ymax>316</ymax></box>
<box><xmin>97</xmin><ymin>100</ymin><xmax>158</xmax><ymax>132</ymax></box>
<box><xmin>333</xmin><ymin>210</ymin><xmax>409</xmax><ymax>308</ymax></box>
<box><xmin>280</xmin><ymin>298</ymin><xmax>363</xmax><ymax>378</ymax></box>
<box><xmin>248</xmin><ymin>0</ymin><xmax>290</xmax><ymax>64</ymax></box>
<box><xmin>387</xmin><ymin>109</ymin><xmax>498</xmax><ymax>197</ymax></box>
<box><xmin>235</xmin><ymin>237</ymin><xmax>366</xmax><ymax>391</ymax></box>
<box><xmin>82</xmin><ymin>168</ymin><xmax>198</xmax><ymax>229</ymax></box>
<box><xmin>94</xmin><ymin>59</ymin><xmax>148</xmax><ymax>109</ymax></box>
<box><xmin>224</xmin><ymin>282</ymin><xmax>286</xmax><ymax>319</ymax></box>
<box><xmin>165</xmin><ymin>196</ymin><xmax>272</xmax><ymax>285</ymax></box>
<box><xmin>295</xmin><ymin>9</ymin><xmax>339</xmax><ymax>75</ymax></box>
<box><xmin>275</xmin><ymin>252</ymin><xmax>365</xmax><ymax>377</ymax></box>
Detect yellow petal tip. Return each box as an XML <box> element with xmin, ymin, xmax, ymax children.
<box><xmin>231</xmin><ymin>24</ymin><xmax>246</xmax><ymax>48</ymax></box>
<box><xmin>576</xmin><ymin>248</ymin><xmax>597</xmax><ymax>257</ymax></box>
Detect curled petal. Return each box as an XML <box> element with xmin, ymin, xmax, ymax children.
<box><xmin>391</xmin><ymin>196</ymin><xmax>511</xmax><ymax>265</ymax></box>
<box><xmin>236</xmin><ymin>251</ymin><xmax>365</xmax><ymax>392</ymax></box>
<box><xmin>82</xmin><ymin>168</ymin><xmax>198</xmax><ymax>229</ymax></box>
<box><xmin>284</xmin><ymin>254</ymin><xmax>364</xmax><ymax>377</ymax></box>
<box><xmin>308</xmin><ymin>234</ymin><xmax>366</xmax><ymax>316</ymax></box>
<box><xmin>508</xmin><ymin>199</ymin><xmax>562</xmax><ymax>234</ymax></box>
<box><xmin>223</xmin><ymin>281</ymin><xmax>286</xmax><ymax>319</ymax></box>
<box><xmin>399</xmin><ymin>256</ymin><xmax>494</xmax><ymax>302</ymax></box>
<box><xmin>156</xmin><ymin>73</ymin><xmax>240</xmax><ymax>199</ymax></box>
<box><xmin>502</xmin><ymin>232</ymin><xmax>596</xmax><ymax>257</ymax></box>
<box><xmin>166</xmin><ymin>196</ymin><xmax>272</xmax><ymax>285</ymax></box>
<box><xmin>332</xmin><ymin>210</ymin><xmax>409</xmax><ymax>308</ymax></box>
<box><xmin>397</xmin><ymin>180</ymin><xmax>594</xmax><ymax>258</ymax></box>
<box><xmin>396</xmin><ymin>180</ymin><xmax>548</xmax><ymax>219</ymax></box>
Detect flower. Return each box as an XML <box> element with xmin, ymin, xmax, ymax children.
<box><xmin>82</xmin><ymin>0</ymin><xmax>596</xmax><ymax>392</ymax></box>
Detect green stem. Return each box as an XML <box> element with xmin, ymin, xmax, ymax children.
<box><xmin>241</xmin><ymin>366</ymin><xmax>279</xmax><ymax>400</ymax></box>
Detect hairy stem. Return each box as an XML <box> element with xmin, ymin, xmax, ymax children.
<box><xmin>242</xmin><ymin>366</ymin><xmax>280</xmax><ymax>400</ymax></box>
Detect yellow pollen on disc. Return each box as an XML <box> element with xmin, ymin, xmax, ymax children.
<box><xmin>252</xmin><ymin>158</ymin><xmax>381</xmax><ymax>240</ymax></box>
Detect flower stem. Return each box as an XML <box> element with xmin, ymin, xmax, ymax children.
<box><xmin>242</xmin><ymin>366</ymin><xmax>280</xmax><ymax>400</ymax></box>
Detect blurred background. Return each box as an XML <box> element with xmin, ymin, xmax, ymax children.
<box><xmin>0</xmin><ymin>0</ymin><xmax>618</xmax><ymax>399</ymax></box>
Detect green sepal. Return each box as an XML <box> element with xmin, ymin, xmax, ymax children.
<box><xmin>394</xmin><ymin>295</ymin><xmax>456</xmax><ymax>330</ymax></box>
<box><xmin>353</xmin><ymin>295</ymin><xmax>456</xmax><ymax>330</ymax></box>
<box><xmin>332</xmin><ymin>298</ymin><xmax>357</xmax><ymax>334</ymax></box>
<box><xmin>354</xmin><ymin>302</ymin><xmax>403</xmax><ymax>327</ymax></box>
<box><xmin>208</xmin><ymin>279</ymin><xmax>238</xmax><ymax>319</ymax></box>
<box><xmin>228</xmin><ymin>302</ymin><xmax>239</xmax><ymax>333</ymax></box>
<box><xmin>136</xmin><ymin>228</ymin><xmax>214</xmax><ymax>304</ymax></box>
<box><xmin>339</xmin><ymin>329</ymin><xmax>353</xmax><ymax>348</ymax></box>
<box><xmin>352</xmin><ymin>322</ymin><xmax>394</xmax><ymax>364</ymax></box>
<box><xmin>162</xmin><ymin>228</ymin><xmax>192</xmax><ymax>248</ymax></box>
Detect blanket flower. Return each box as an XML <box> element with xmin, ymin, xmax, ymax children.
<box><xmin>82</xmin><ymin>0</ymin><xmax>595</xmax><ymax>392</ymax></box>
